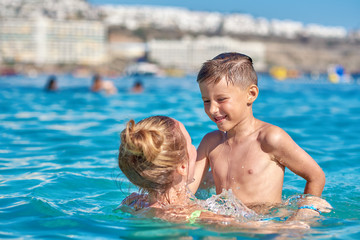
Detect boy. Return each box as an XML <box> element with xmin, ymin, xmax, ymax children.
<box><xmin>188</xmin><ymin>52</ymin><xmax>327</xmax><ymax>218</ymax></box>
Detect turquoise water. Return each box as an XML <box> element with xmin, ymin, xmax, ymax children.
<box><xmin>1</xmin><ymin>74</ymin><xmax>359</xmax><ymax>239</ymax></box>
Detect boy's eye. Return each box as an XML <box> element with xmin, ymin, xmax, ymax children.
<box><xmin>203</xmin><ymin>100</ymin><xmax>210</xmax><ymax>104</ymax></box>
<box><xmin>218</xmin><ymin>98</ymin><xmax>226</xmax><ymax>102</ymax></box>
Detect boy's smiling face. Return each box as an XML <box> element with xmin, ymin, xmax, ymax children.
<box><xmin>199</xmin><ymin>77</ymin><xmax>250</xmax><ymax>132</ymax></box>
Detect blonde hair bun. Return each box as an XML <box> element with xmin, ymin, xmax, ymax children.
<box><xmin>118</xmin><ymin>116</ymin><xmax>187</xmax><ymax>195</ymax></box>
<box><xmin>123</xmin><ymin>119</ymin><xmax>164</xmax><ymax>163</ymax></box>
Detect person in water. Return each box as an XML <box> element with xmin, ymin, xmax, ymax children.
<box><xmin>117</xmin><ymin>115</ymin><xmax>316</xmax><ymax>228</ymax></box>
<box><xmin>91</xmin><ymin>74</ymin><xmax>117</xmax><ymax>94</ymax></box>
<box><xmin>131</xmin><ymin>80</ymin><xmax>144</xmax><ymax>93</ymax></box>
<box><xmin>45</xmin><ymin>75</ymin><xmax>58</xmax><ymax>91</ymax></box>
<box><xmin>188</xmin><ymin>52</ymin><xmax>328</xmax><ymax>219</ymax></box>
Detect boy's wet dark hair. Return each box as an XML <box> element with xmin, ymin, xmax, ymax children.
<box><xmin>197</xmin><ymin>52</ymin><xmax>258</xmax><ymax>89</ymax></box>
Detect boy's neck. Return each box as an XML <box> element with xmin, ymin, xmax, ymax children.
<box><xmin>226</xmin><ymin>116</ymin><xmax>258</xmax><ymax>140</ymax></box>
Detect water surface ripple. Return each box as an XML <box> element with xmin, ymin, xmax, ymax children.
<box><xmin>1</xmin><ymin>75</ymin><xmax>359</xmax><ymax>239</ymax></box>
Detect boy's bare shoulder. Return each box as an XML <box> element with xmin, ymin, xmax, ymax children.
<box><xmin>200</xmin><ymin>130</ymin><xmax>224</xmax><ymax>148</ymax></box>
<box><xmin>203</xmin><ymin>130</ymin><xmax>224</xmax><ymax>141</ymax></box>
<box><xmin>257</xmin><ymin>121</ymin><xmax>289</xmax><ymax>151</ymax></box>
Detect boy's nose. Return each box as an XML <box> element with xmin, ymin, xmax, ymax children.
<box><xmin>208</xmin><ymin>102</ymin><xmax>218</xmax><ymax>115</ymax></box>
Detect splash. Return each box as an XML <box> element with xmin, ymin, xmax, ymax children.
<box><xmin>194</xmin><ymin>189</ymin><xmax>257</xmax><ymax>221</ymax></box>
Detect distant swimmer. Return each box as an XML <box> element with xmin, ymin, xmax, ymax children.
<box><xmin>131</xmin><ymin>80</ymin><xmax>144</xmax><ymax>93</ymax></box>
<box><xmin>45</xmin><ymin>75</ymin><xmax>58</xmax><ymax>91</ymax></box>
<box><xmin>91</xmin><ymin>74</ymin><xmax>117</xmax><ymax>95</ymax></box>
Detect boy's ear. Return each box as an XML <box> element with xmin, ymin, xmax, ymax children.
<box><xmin>247</xmin><ymin>84</ymin><xmax>259</xmax><ymax>104</ymax></box>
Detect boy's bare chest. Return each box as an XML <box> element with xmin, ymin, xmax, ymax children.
<box><xmin>208</xmin><ymin>139</ymin><xmax>271</xmax><ymax>179</ymax></box>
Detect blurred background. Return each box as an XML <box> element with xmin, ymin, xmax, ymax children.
<box><xmin>0</xmin><ymin>0</ymin><xmax>359</xmax><ymax>82</ymax></box>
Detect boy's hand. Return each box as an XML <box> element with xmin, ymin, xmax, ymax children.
<box><xmin>120</xmin><ymin>192</ymin><xmax>149</xmax><ymax>210</ymax></box>
<box><xmin>288</xmin><ymin>196</ymin><xmax>332</xmax><ymax>221</ymax></box>
<box><xmin>301</xmin><ymin>196</ymin><xmax>332</xmax><ymax>213</ymax></box>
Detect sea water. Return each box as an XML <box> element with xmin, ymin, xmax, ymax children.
<box><xmin>1</xmin><ymin>74</ymin><xmax>359</xmax><ymax>239</ymax></box>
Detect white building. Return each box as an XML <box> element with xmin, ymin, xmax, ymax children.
<box><xmin>46</xmin><ymin>18</ymin><xmax>106</xmax><ymax>65</ymax></box>
<box><xmin>109</xmin><ymin>42</ymin><xmax>146</xmax><ymax>59</ymax></box>
<box><xmin>0</xmin><ymin>18</ymin><xmax>39</xmax><ymax>63</ymax></box>
<box><xmin>270</xmin><ymin>19</ymin><xmax>304</xmax><ymax>39</ymax></box>
<box><xmin>0</xmin><ymin>16</ymin><xmax>107</xmax><ymax>65</ymax></box>
<box><xmin>148</xmin><ymin>36</ymin><xmax>266</xmax><ymax>72</ymax></box>
<box><xmin>304</xmin><ymin>24</ymin><xmax>347</xmax><ymax>38</ymax></box>
<box><xmin>100</xmin><ymin>5</ymin><xmax>349</xmax><ymax>40</ymax></box>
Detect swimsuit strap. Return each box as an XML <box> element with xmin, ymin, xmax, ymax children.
<box><xmin>188</xmin><ymin>210</ymin><xmax>208</xmax><ymax>224</ymax></box>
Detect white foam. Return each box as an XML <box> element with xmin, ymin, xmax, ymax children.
<box><xmin>195</xmin><ymin>189</ymin><xmax>257</xmax><ymax>221</ymax></box>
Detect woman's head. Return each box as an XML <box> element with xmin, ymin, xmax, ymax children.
<box><xmin>118</xmin><ymin>116</ymin><xmax>196</xmax><ymax>196</ymax></box>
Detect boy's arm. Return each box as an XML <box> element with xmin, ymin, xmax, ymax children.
<box><xmin>187</xmin><ymin>135</ymin><xmax>211</xmax><ymax>194</ymax></box>
<box><xmin>264</xmin><ymin>126</ymin><xmax>325</xmax><ymax>196</ymax></box>
<box><xmin>264</xmin><ymin>126</ymin><xmax>328</xmax><ymax>220</ymax></box>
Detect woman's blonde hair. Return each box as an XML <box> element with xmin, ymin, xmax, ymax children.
<box><xmin>118</xmin><ymin>116</ymin><xmax>187</xmax><ymax>196</ymax></box>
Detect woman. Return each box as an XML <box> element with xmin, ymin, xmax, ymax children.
<box><xmin>117</xmin><ymin>115</ymin><xmax>309</xmax><ymax>228</ymax></box>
